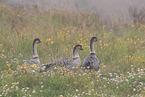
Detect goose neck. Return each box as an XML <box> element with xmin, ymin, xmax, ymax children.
<box><xmin>33</xmin><ymin>43</ymin><xmax>38</xmax><ymax>58</ymax></box>
<box><xmin>90</xmin><ymin>41</ymin><xmax>95</xmax><ymax>54</ymax></box>
<box><xmin>73</xmin><ymin>48</ymin><xmax>79</xmax><ymax>58</ymax></box>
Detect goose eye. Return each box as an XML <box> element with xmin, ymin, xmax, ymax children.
<box><xmin>94</xmin><ymin>39</ymin><xmax>97</xmax><ymax>41</ymax></box>
<box><xmin>36</xmin><ymin>40</ymin><xmax>39</xmax><ymax>43</ymax></box>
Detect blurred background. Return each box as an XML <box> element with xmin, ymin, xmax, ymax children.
<box><xmin>1</xmin><ymin>0</ymin><xmax>145</xmax><ymax>22</ymax></box>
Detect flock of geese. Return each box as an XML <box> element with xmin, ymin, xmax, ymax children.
<box><xmin>24</xmin><ymin>37</ymin><xmax>100</xmax><ymax>72</ymax></box>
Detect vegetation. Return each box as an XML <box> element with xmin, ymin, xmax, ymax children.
<box><xmin>0</xmin><ymin>4</ymin><xmax>145</xmax><ymax>97</ymax></box>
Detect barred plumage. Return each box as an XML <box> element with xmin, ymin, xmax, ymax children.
<box><xmin>44</xmin><ymin>45</ymin><xmax>83</xmax><ymax>71</ymax></box>
<box><xmin>81</xmin><ymin>37</ymin><xmax>100</xmax><ymax>71</ymax></box>
<box><xmin>23</xmin><ymin>38</ymin><xmax>42</xmax><ymax>72</ymax></box>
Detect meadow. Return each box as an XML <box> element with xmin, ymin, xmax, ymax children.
<box><xmin>0</xmin><ymin>4</ymin><xmax>145</xmax><ymax>97</ymax></box>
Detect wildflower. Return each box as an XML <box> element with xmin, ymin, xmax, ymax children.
<box><xmin>76</xmin><ymin>89</ymin><xmax>79</xmax><ymax>92</ymax></box>
<box><xmin>41</xmin><ymin>85</ymin><xmax>44</xmax><ymax>88</ymax></box>
<box><xmin>16</xmin><ymin>86</ymin><xmax>18</xmax><ymax>91</ymax></box>
<box><xmin>21</xmin><ymin>88</ymin><xmax>25</xmax><ymax>92</ymax></box>
<box><xmin>39</xmin><ymin>82</ymin><xmax>43</xmax><ymax>84</ymax></box>
<box><xmin>104</xmin><ymin>85</ymin><xmax>106</xmax><ymax>88</ymax></box>
<box><xmin>11</xmin><ymin>86</ymin><xmax>14</xmax><ymax>89</ymax></box>
<box><xmin>133</xmin><ymin>88</ymin><xmax>136</xmax><ymax>91</ymax></box>
<box><xmin>51</xmin><ymin>41</ymin><xmax>54</xmax><ymax>44</ymax></box>
<box><xmin>67</xmin><ymin>84</ymin><xmax>69</xmax><ymax>86</ymax></box>
<box><xmin>60</xmin><ymin>95</ymin><xmax>63</xmax><ymax>97</ymax></box>
<box><xmin>126</xmin><ymin>79</ymin><xmax>129</xmax><ymax>82</ymax></box>
<box><xmin>7</xmin><ymin>64</ymin><xmax>11</xmax><ymax>67</ymax></box>
<box><xmin>32</xmin><ymin>90</ymin><xmax>36</xmax><ymax>93</ymax></box>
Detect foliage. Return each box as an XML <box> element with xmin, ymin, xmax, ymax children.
<box><xmin>0</xmin><ymin>4</ymin><xmax>145</xmax><ymax>97</ymax></box>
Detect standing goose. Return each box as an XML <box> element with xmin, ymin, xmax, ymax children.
<box><xmin>23</xmin><ymin>38</ymin><xmax>42</xmax><ymax>72</ymax></box>
<box><xmin>44</xmin><ymin>45</ymin><xmax>83</xmax><ymax>71</ymax></box>
<box><xmin>81</xmin><ymin>37</ymin><xmax>100</xmax><ymax>71</ymax></box>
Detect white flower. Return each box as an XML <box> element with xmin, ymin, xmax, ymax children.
<box><xmin>39</xmin><ymin>82</ymin><xmax>43</xmax><ymax>84</ymax></box>
<box><xmin>91</xmin><ymin>82</ymin><xmax>94</xmax><ymax>85</ymax></box>
<box><xmin>126</xmin><ymin>79</ymin><xmax>129</xmax><ymax>82</ymax></box>
<box><xmin>32</xmin><ymin>90</ymin><xmax>36</xmax><ymax>93</ymax></box>
<box><xmin>21</xmin><ymin>88</ymin><xmax>25</xmax><ymax>92</ymax></box>
<box><xmin>32</xmin><ymin>70</ymin><xmax>35</xmax><ymax>72</ymax></box>
<box><xmin>11</xmin><ymin>86</ymin><xmax>14</xmax><ymax>89</ymax></box>
<box><xmin>41</xmin><ymin>85</ymin><xmax>44</xmax><ymax>88</ymax></box>
<box><xmin>60</xmin><ymin>95</ymin><xmax>63</xmax><ymax>97</ymax></box>
<box><xmin>104</xmin><ymin>85</ymin><xmax>106</xmax><ymax>88</ymax></box>
<box><xmin>76</xmin><ymin>89</ymin><xmax>79</xmax><ymax>92</ymax></box>
<box><xmin>16</xmin><ymin>86</ymin><xmax>18</xmax><ymax>91</ymax></box>
<box><xmin>26</xmin><ymin>87</ymin><xmax>29</xmax><ymax>90</ymax></box>
<box><xmin>83</xmin><ymin>73</ymin><xmax>86</xmax><ymax>75</ymax></box>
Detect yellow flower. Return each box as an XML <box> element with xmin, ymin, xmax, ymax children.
<box><xmin>67</xmin><ymin>84</ymin><xmax>69</xmax><ymax>86</ymax></box>
<box><xmin>7</xmin><ymin>64</ymin><xmax>11</xmax><ymax>67</ymax></box>
<box><xmin>51</xmin><ymin>41</ymin><xmax>54</xmax><ymax>44</ymax></box>
<box><xmin>45</xmin><ymin>38</ymin><xmax>51</xmax><ymax>43</ymax></box>
<box><xmin>131</xmin><ymin>25</ymin><xmax>135</xmax><ymax>27</ymax></box>
<box><xmin>30</xmin><ymin>65</ymin><xmax>35</xmax><ymax>67</ymax></box>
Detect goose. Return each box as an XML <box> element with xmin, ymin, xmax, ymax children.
<box><xmin>23</xmin><ymin>38</ymin><xmax>42</xmax><ymax>72</ymax></box>
<box><xmin>81</xmin><ymin>37</ymin><xmax>100</xmax><ymax>71</ymax></box>
<box><xmin>44</xmin><ymin>45</ymin><xmax>83</xmax><ymax>71</ymax></box>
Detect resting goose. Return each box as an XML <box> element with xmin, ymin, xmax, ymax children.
<box><xmin>24</xmin><ymin>38</ymin><xmax>42</xmax><ymax>72</ymax></box>
<box><xmin>44</xmin><ymin>45</ymin><xmax>83</xmax><ymax>71</ymax></box>
<box><xmin>81</xmin><ymin>37</ymin><xmax>100</xmax><ymax>71</ymax></box>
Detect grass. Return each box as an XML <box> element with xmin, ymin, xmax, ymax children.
<box><xmin>0</xmin><ymin>3</ymin><xmax>145</xmax><ymax>97</ymax></box>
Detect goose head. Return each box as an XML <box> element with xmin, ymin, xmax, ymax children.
<box><xmin>90</xmin><ymin>37</ymin><xmax>97</xmax><ymax>43</ymax></box>
<box><xmin>33</xmin><ymin>38</ymin><xmax>41</xmax><ymax>56</ymax></box>
<box><xmin>33</xmin><ymin>38</ymin><xmax>42</xmax><ymax>46</ymax></box>
<box><xmin>73</xmin><ymin>45</ymin><xmax>83</xmax><ymax>52</ymax></box>
<box><xmin>90</xmin><ymin>37</ymin><xmax>97</xmax><ymax>54</ymax></box>
<box><xmin>73</xmin><ymin>44</ymin><xmax>83</xmax><ymax>58</ymax></box>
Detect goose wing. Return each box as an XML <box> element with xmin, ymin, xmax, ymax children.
<box><xmin>54</xmin><ymin>57</ymin><xmax>74</xmax><ymax>67</ymax></box>
<box><xmin>23</xmin><ymin>58</ymin><xmax>41</xmax><ymax>71</ymax></box>
<box><xmin>82</xmin><ymin>55</ymin><xmax>100</xmax><ymax>71</ymax></box>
